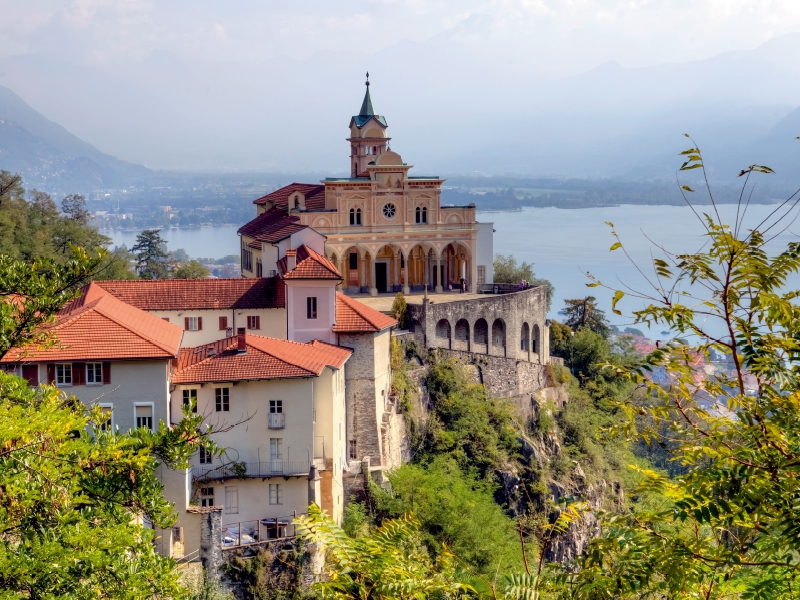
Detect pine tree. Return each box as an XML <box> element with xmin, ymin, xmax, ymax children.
<box><xmin>132</xmin><ymin>229</ymin><xmax>169</xmax><ymax>279</ymax></box>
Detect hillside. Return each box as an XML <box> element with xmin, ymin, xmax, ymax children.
<box><xmin>0</xmin><ymin>85</ymin><xmax>150</xmax><ymax>193</ymax></box>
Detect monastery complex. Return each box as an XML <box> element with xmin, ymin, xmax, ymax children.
<box><xmin>0</xmin><ymin>78</ymin><xmax>553</xmax><ymax>564</ymax></box>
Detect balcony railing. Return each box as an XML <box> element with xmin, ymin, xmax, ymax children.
<box><xmin>221</xmin><ymin>513</ymin><xmax>305</xmax><ymax>550</ymax></box>
<box><xmin>268</xmin><ymin>413</ymin><xmax>285</xmax><ymax>429</ymax></box>
<box><xmin>192</xmin><ymin>460</ymin><xmax>310</xmax><ymax>482</ymax></box>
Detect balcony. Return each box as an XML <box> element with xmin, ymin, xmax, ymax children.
<box><xmin>192</xmin><ymin>460</ymin><xmax>310</xmax><ymax>482</ymax></box>
<box><xmin>222</xmin><ymin>513</ymin><xmax>305</xmax><ymax>550</ymax></box>
<box><xmin>268</xmin><ymin>413</ymin><xmax>285</xmax><ymax>429</ymax></box>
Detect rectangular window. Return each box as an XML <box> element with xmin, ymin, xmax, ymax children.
<box><xmin>186</xmin><ymin>316</ymin><xmax>199</xmax><ymax>331</ymax></box>
<box><xmin>55</xmin><ymin>363</ymin><xmax>72</xmax><ymax>385</ymax></box>
<box><xmin>225</xmin><ymin>486</ymin><xmax>239</xmax><ymax>514</ymax></box>
<box><xmin>247</xmin><ymin>315</ymin><xmax>260</xmax><ymax>330</ymax></box>
<box><xmin>477</xmin><ymin>266</ymin><xmax>486</xmax><ymax>285</ymax></box>
<box><xmin>86</xmin><ymin>362</ymin><xmax>103</xmax><ymax>385</ymax></box>
<box><xmin>256</xmin><ymin>259</ymin><xmax>263</xmax><ymax>277</ymax></box>
<box><xmin>270</xmin><ymin>438</ymin><xmax>283</xmax><ymax>460</ymax></box>
<box><xmin>307</xmin><ymin>297</ymin><xmax>317</xmax><ymax>319</ymax></box>
<box><xmin>99</xmin><ymin>404</ymin><xmax>113</xmax><ymax>431</ymax></box>
<box><xmin>269</xmin><ymin>400</ymin><xmax>283</xmax><ymax>414</ymax></box>
<box><xmin>199</xmin><ymin>445</ymin><xmax>212</xmax><ymax>464</ymax></box>
<box><xmin>218</xmin><ymin>316</ymin><xmax>228</xmax><ymax>330</ymax></box>
<box><xmin>183</xmin><ymin>389</ymin><xmax>198</xmax><ymax>413</ymax></box>
<box><xmin>349</xmin><ymin>253</ymin><xmax>358</xmax><ymax>270</ymax></box>
<box><xmin>349</xmin><ymin>439</ymin><xmax>357</xmax><ymax>460</ymax></box>
<box><xmin>215</xmin><ymin>388</ymin><xmax>230</xmax><ymax>412</ymax></box>
<box><xmin>268</xmin><ymin>400</ymin><xmax>284</xmax><ymax>428</ymax></box>
<box><xmin>135</xmin><ymin>404</ymin><xmax>153</xmax><ymax>430</ymax></box>
<box><xmin>200</xmin><ymin>487</ymin><xmax>214</xmax><ymax>507</ymax></box>
<box><xmin>269</xmin><ymin>483</ymin><xmax>283</xmax><ymax>505</ymax></box>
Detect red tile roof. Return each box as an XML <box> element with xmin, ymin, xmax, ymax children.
<box><xmin>253</xmin><ymin>184</ymin><xmax>326</xmax><ymax>211</ymax></box>
<box><xmin>333</xmin><ymin>292</ymin><xmax>397</xmax><ymax>333</ymax></box>
<box><xmin>1</xmin><ymin>282</ymin><xmax>183</xmax><ymax>363</ymax></box>
<box><xmin>172</xmin><ymin>333</ymin><xmax>352</xmax><ymax>384</ymax></box>
<box><xmin>279</xmin><ymin>245</ymin><xmax>342</xmax><ymax>280</ymax></box>
<box><xmin>237</xmin><ymin>207</ymin><xmax>307</xmax><ymax>243</ymax></box>
<box><xmin>95</xmin><ymin>277</ymin><xmax>285</xmax><ymax>310</ymax></box>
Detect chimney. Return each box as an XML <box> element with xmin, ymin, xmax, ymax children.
<box><xmin>286</xmin><ymin>249</ymin><xmax>297</xmax><ymax>272</ymax></box>
<box><xmin>237</xmin><ymin>327</ymin><xmax>246</xmax><ymax>353</ymax></box>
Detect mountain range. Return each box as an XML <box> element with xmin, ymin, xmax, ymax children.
<box><xmin>1</xmin><ymin>33</ymin><xmax>800</xmax><ymax>188</ymax></box>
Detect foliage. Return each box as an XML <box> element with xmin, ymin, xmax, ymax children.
<box><xmin>0</xmin><ymin>173</ymin><xmax>110</xmax><ymax>264</ymax></box>
<box><xmin>390</xmin><ymin>292</ymin><xmax>408</xmax><ymax>329</ymax></box>
<box><xmin>493</xmin><ymin>254</ymin><xmax>554</xmax><ymax>311</ymax></box>
<box><xmin>182</xmin><ymin>569</ymin><xmax>234</xmax><ymax>600</ymax></box>
<box><xmin>221</xmin><ymin>546</ymin><xmax>302</xmax><ymax>600</ymax></box>
<box><xmin>373</xmin><ymin>459</ymin><xmax>528</xmax><ymax>577</ymax></box>
<box><xmin>622</xmin><ymin>326</ymin><xmax>645</xmax><ymax>337</ymax></box>
<box><xmin>342</xmin><ymin>501</ymin><xmax>371</xmax><ymax>539</ymax></box>
<box><xmin>132</xmin><ymin>229</ymin><xmax>170</xmax><ymax>279</ymax></box>
<box><xmin>296</xmin><ymin>503</ymin><xmax>474</xmax><ymax>599</ymax></box>
<box><xmin>173</xmin><ymin>259</ymin><xmax>210</xmax><ymax>279</ymax></box>
<box><xmin>548</xmin><ymin>320</ymin><xmax>573</xmax><ymax>358</ymax></box>
<box><xmin>0</xmin><ymin>248</ymin><xmax>104</xmax><ymax>359</ymax></box>
<box><xmin>61</xmin><ymin>193</ymin><xmax>91</xmax><ymax>225</ymax></box>
<box><xmin>420</xmin><ymin>354</ymin><xmax>519</xmax><ymax>479</ymax></box>
<box><xmin>94</xmin><ymin>246</ymin><xmax>139</xmax><ymax>280</ymax></box>
<box><xmin>561</xmin><ymin>296</ymin><xmax>611</xmax><ymax>338</ymax></box>
<box><xmin>566</xmin><ymin>140</ymin><xmax>800</xmax><ymax>598</ymax></box>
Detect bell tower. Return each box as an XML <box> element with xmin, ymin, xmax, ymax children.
<box><xmin>348</xmin><ymin>73</ymin><xmax>390</xmax><ymax>178</ymax></box>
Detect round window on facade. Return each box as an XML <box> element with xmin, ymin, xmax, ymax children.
<box><xmin>382</xmin><ymin>203</ymin><xmax>397</xmax><ymax>219</ymax></box>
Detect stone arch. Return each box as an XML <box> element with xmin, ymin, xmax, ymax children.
<box><xmin>406</xmin><ymin>243</ymin><xmax>437</xmax><ymax>291</ymax></box>
<box><xmin>533</xmin><ymin>324</ymin><xmax>541</xmax><ymax>355</ymax></box>
<box><xmin>492</xmin><ymin>318</ymin><xmax>506</xmax><ymax>356</ymax></box>
<box><xmin>443</xmin><ymin>242</ymin><xmax>472</xmax><ymax>290</ymax></box>
<box><xmin>521</xmin><ymin>322</ymin><xmax>530</xmax><ymax>355</ymax></box>
<box><xmin>373</xmin><ymin>243</ymin><xmax>403</xmax><ymax>293</ymax></box>
<box><xmin>435</xmin><ymin>319</ymin><xmax>451</xmax><ymax>349</ymax></box>
<box><xmin>454</xmin><ymin>319</ymin><xmax>470</xmax><ymax>351</ymax></box>
<box><xmin>473</xmin><ymin>318</ymin><xmax>488</xmax><ymax>353</ymax></box>
<box><xmin>411</xmin><ymin>319</ymin><xmax>423</xmax><ymax>334</ymax></box>
<box><xmin>342</xmin><ymin>246</ymin><xmax>366</xmax><ymax>291</ymax></box>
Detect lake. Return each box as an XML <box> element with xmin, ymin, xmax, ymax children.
<box><xmin>107</xmin><ymin>203</ymin><xmax>800</xmax><ymax>334</ymax></box>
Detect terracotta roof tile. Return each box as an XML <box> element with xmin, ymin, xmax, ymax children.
<box><xmin>172</xmin><ymin>333</ymin><xmax>352</xmax><ymax>384</ymax></box>
<box><xmin>333</xmin><ymin>292</ymin><xmax>397</xmax><ymax>333</ymax></box>
<box><xmin>1</xmin><ymin>282</ymin><xmax>183</xmax><ymax>363</ymax></box>
<box><xmin>279</xmin><ymin>245</ymin><xmax>342</xmax><ymax>280</ymax></box>
<box><xmin>237</xmin><ymin>207</ymin><xmax>307</xmax><ymax>243</ymax></box>
<box><xmin>253</xmin><ymin>184</ymin><xmax>326</xmax><ymax>211</ymax></box>
<box><xmin>95</xmin><ymin>277</ymin><xmax>285</xmax><ymax>310</ymax></box>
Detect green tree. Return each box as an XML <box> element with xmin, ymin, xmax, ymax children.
<box><xmin>390</xmin><ymin>292</ymin><xmax>408</xmax><ymax>329</ymax></box>
<box><xmin>565</xmin><ymin>142</ymin><xmax>800</xmax><ymax>598</ymax></box>
<box><xmin>61</xmin><ymin>193</ymin><xmax>90</xmax><ymax>225</ymax></box>
<box><xmin>493</xmin><ymin>254</ymin><xmax>554</xmax><ymax>311</ymax></box>
<box><xmin>561</xmin><ymin>296</ymin><xmax>611</xmax><ymax>338</ymax></box>
<box><xmin>94</xmin><ymin>246</ymin><xmax>139</xmax><ymax>281</ymax></box>
<box><xmin>132</xmin><ymin>229</ymin><xmax>170</xmax><ymax>279</ymax></box>
<box><xmin>0</xmin><ymin>246</ymin><xmax>216</xmax><ymax>597</ymax></box>
<box><xmin>173</xmin><ymin>259</ymin><xmax>210</xmax><ymax>279</ymax></box>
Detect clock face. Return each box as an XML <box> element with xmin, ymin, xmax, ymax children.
<box><xmin>382</xmin><ymin>203</ymin><xmax>397</xmax><ymax>219</ymax></box>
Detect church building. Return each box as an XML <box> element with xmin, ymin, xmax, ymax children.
<box><xmin>239</xmin><ymin>75</ymin><xmax>494</xmax><ymax>295</ymax></box>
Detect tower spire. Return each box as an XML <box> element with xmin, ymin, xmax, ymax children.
<box><xmin>359</xmin><ymin>72</ymin><xmax>374</xmax><ymax>117</ymax></box>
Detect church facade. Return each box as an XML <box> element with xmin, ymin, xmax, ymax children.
<box><xmin>239</xmin><ymin>77</ymin><xmax>494</xmax><ymax>295</ymax></box>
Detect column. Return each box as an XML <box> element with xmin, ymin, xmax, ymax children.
<box><xmin>369</xmin><ymin>253</ymin><xmax>377</xmax><ymax>296</ymax></box>
<box><xmin>359</xmin><ymin>255</ymin><xmax>365</xmax><ymax>289</ymax></box>
<box><xmin>393</xmin><ymin>251</ymin><xmax>400</xmax><ymax>292</ymax></box>
<box><xmin>402</xmin><ymin>250</ymin><xmax>410</xmax><ymax>295</ymax></box>
<box><xmin>435</xmin><ymin>251</ymin><xmax>443</xmax><ymax>293</ymax></box>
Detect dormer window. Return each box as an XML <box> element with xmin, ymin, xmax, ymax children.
<box><xmin>294</xmin><ymin>198</ymin><xmax>299</xmax><ymax>209</ymax></box>
<box><xmin>416</xmin><ymin>206</ymin><xmax>428</xmax><ymax>224</ymax></box>
<box><xmin>349</xmin><ymin>208</ymin><xmax>362</xmax><ymax>226</ymax></box>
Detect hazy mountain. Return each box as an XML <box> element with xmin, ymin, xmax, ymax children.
<box><xmin>1</xmin><ymin>32</ymin><xmax>800</xmax><ymax>182</ymax></box>
<box><xmin>0</xmin><ymin>84</ymin><xmax>150</xmax><ymax>193</ymax></box>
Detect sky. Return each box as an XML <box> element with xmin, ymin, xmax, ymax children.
<box><xmin>4</xmin><ymin>0</ymin><xmax>800</xmax><ymax>76</ymax></box>
<box><xmin>3</xmin><ymin>1</ymin><xmax>800</xmax><ymax>175</ymax></box>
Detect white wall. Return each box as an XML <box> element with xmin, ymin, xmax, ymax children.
<box><xmin>285</xmin><ymin>280</ymin><xmax>337</xmax><ymax>344</ymax></box>
<box><xmin>477</xmin><ymin>221</ymin><xmax>495</xmax><ymax>283</ymax></box>
<box><xmin>284</xmin><ymin>228</ymin><xmax>327</xmax><ymax>257</ymax></box>
<box><xmin>149</xmin><ymin>308</ymin><xmax>286</xmax><ymax>346</ymax></box>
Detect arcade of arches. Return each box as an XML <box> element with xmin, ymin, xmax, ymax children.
<box><xmin>329</xmin><ymin>242</ymin><xmax>472</xmax><ymax>294</ymax></box>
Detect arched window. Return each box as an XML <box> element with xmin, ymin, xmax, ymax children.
<box><xmin>349</xmin><ymin>208</ymin><xmax>362</xmax><ymax>226</ymax></box>
<box><xmin>294</xmin><ymin>198</ymin><xmax>300</xmax><ymax>209</ymax></box>
<box><xmin>415</xmin><ymin>206</ymin><xmax>427</xmax><ymax>224</ymax></box>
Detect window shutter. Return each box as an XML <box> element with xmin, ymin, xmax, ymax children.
<box><xmin>22</xmin><ymin>365</ymin><xmax>38</xmax><ymax>386</ymax></box>
<box><xmin>162</xmin><ymin>317</ymin><xmax>170</xmax><ymax>323</ymax></box>
<box><xmin>73</xmin><ymin>363</ymin><xmax>85</xmax><ymax>385</ymax></box>
<box><xmin>219</xmin><ymin>316</ymin><xmax>227</xmax><ymax>330</ymax></box>
<box><xmin>47</xmin><ymin>364</ymin><xmax>55</xmax><ymax>383</ymax></box>
<box><xmin>198</xmin><ymin>317</ymin><xmax>203</xmax><ymax>331</ymax></box>
<box><xmin>102</xmin><ymin>362</ymin><xmax>111</xmax><ymax>384</ymax></box>
<box><xmin>184</xmin><ymin>317</ymin><xmax>190</xmax><ymax>330</ymax></box>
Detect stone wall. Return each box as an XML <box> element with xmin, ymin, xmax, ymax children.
<box><xmin>408</xmin><ymin>286</ymin><xmax>550</xmax><ymax>364</ymax></box>
<box><xmin>437</xmin><ymin>349</ymin><xmax>547</xmax><ymax>398</ymax></box>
